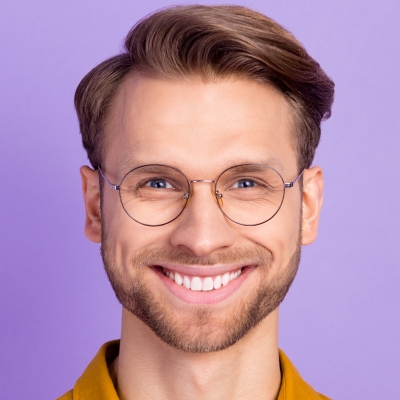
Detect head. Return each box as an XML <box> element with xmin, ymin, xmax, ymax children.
<box><xmin>77</xmin><ymin>5</ymin><xmax>334</xmax><ymax>352</ymax></box>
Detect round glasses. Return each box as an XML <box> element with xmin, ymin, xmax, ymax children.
<box><xmin>99</xmin><ymin>164</ymin><xmax>303</xmax><ymax>227</ymax></box>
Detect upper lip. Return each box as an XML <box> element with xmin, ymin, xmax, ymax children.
<box><xmin>153</xmin><ymin>263</ymin><xmax>253</xmax><ymax>277</ymax></box>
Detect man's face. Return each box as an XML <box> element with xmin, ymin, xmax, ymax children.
<box><xmin>98</xmin><ymin>75</ymin><xmax>304</xmax><ymax>352</ymax></box>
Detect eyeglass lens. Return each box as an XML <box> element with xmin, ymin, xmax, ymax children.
<box><xmin>119</xmin><ymin>164</ymin><xmax>285</xmax><ymax>226</ymax></box>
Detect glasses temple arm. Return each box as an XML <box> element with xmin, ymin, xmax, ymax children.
<box><xmin>98</xmin><ymin>168</ymin><xmax>120</xmax><ymax>190</ymax></box>
<box><xmin>284</xmin><ymin>169</ymin><xmax>305</xmax><ymax>188</ymax></box>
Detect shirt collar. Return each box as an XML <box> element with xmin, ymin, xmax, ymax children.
<box><xmin>73</xmin><ymin>340</ymin><xmax>120</xmax><ymax>400</ymax></box>
<box><xmin>277</xmin><ymin>348</ymin><xmax>328</xmax><ymax>399</ymax></box>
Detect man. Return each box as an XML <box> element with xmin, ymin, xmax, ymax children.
<box><xmin>58</xmin><ymin>5</ymin><xmax>334</xmax><ymax>399</ymax></box>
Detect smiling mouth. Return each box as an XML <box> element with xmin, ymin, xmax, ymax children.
<box><xmin>157</xmin><ymin>266</ymin><xmax>244</xmax><ymax>292</ymax></box>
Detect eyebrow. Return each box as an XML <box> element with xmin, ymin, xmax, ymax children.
<box><xmin>225</xmin><ymin>157</ymin><xmax>285</xmax><ymax>172</ymax></box>
<box><xmin>224</xmin><ymin>163</ymin><xmax>280</xmax><ymax>174</ymax></box>
<box><xmin>117</xmin><ymin>159</ymin><xmax>144</xmax><ymax>173</ymax></box>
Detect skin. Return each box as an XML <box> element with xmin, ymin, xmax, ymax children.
<box><xmin>80</xmin><ymin>74</ymin><xmax>324</xmax><ymax>400</ymax></box>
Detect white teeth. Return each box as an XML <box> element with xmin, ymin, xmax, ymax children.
<box><xmin>222</xmin><ymin>272</ymin><xmax>230</xmax><ymax>286</ymax></box>
<box><xmin>191</xmin><ymin>277</ymin><xmax>202</xmax><ymax>291</ymax></box>
<box><xmin>164</xmin><ymin>268</ymin><xmax>243</xmax><ymax>291</ymax></box>
<box><xmin>202</xmin><ymin>277</ymin><xmax>214</xmax><ymax>291</ymax></box>
<box><xmin>175</xmin><ymin>272</ymin><xmax>183</xmax><ymax>285</ymax></box>
<box><xmin>214</xmin><ymin>275</ymin><xmax>222</xmax><ymax>289</ymax></box>
<box><xmin>183</xmin><ymin>276</ymin><xmax>191</xmax><ymax>289</ymax></box>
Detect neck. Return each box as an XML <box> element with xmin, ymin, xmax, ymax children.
<box><xmin>111</xmin><ymin>307</ymin><xmax>281</xmax><ymax>400</ymax></box>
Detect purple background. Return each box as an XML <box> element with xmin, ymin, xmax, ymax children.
<box><xmin>1</xmin><ymin>1</ymin><xmax>399</xmax><ymax>399</ymax></box>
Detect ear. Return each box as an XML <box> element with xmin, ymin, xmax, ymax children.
<box><xmin>80</xmin><ymin>166</ymin><xmax>102</xmax><ymax>243</ymax></box>
<box><xmin>301</xmin><ymin>166</ymin><xmax>324</xmax><ymax>245</ymax></box>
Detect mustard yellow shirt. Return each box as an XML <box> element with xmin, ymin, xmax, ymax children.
<box><xmin>57</xmin><ymin>340</ymin><xmax>331</xmax><ymax>400</ymax></box>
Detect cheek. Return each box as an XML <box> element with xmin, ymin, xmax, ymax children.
<box><xmin>280</xmin><ymin>191</ymin><xmax>302</xmax><ymax>246</ymax></box>
<box><xmin>102</xmin><ymin>193</ymin><xmax>173</xmax><ymax>267</ymax></box>
<box><xmin>244</xmin><ymin>193</ymin><xmax>301</xmax><ymax>269</ymax></box>
<box><xmin>102</xmin><ymin>192</ymin><xmax>137</xmax><ymax>269</ymax></box>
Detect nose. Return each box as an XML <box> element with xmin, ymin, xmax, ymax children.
<box><xmin>169</xmin><ymin>182</ymin><xmax>236</xmax><ymax>257</ymax></box>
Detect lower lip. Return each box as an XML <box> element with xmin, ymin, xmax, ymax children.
<box><xmin>152</xmin><ymin>266</ymin><xmax>255</xmax><ymax>304</ymax></box>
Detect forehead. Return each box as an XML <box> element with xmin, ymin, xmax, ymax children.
<box><xmin>106</xmin><ymin>73</ymin><xmax>297</xmax><ymax>178</ymax></box>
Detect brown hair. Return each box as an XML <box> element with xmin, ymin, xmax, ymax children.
<box><xmin>75</xmin><ymin>5</ymin><xmax>334</xmax><ymax>172</ymax></box>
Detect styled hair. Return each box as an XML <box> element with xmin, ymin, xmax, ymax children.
<box><xmin>75</xmin><ymin>5</ymin><xmax>334</xmax><ymax>171</ymax></box>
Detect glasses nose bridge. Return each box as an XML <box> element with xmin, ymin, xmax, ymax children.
<box><xmin>183</xmin><ymin>180</ymin><xmax>221</xmax><ymax>202</ymax></box>
<box><xmin>189</xmin><ymin>180</ymin><xmax>217</xmax><ymax>195</ymax></box>
<box><xmin>189</xmin><ymin>179</ymin><xmax>216</xmax><ymax>184</ymax></box>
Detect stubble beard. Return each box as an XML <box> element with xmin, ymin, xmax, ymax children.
<box><xmin>100</xmin><ymin>227</ymin><xmax>302</xmax><ymax>353</ymax></box>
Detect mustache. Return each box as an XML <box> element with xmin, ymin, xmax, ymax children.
<box><xmin>129</xmin><ymin>244</ymin><xmax>274</xmax><ymax>267</ymax></box>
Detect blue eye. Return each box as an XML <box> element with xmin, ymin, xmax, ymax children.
<box><xmin>232</xmin><ymin>179</ymin><xmax>256</xmax><ymax>189</ymax></box>
<box><xmin>146</xmin><ymin>179</ymin><xmax>174</xmax><ymax>189</ymax></box>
